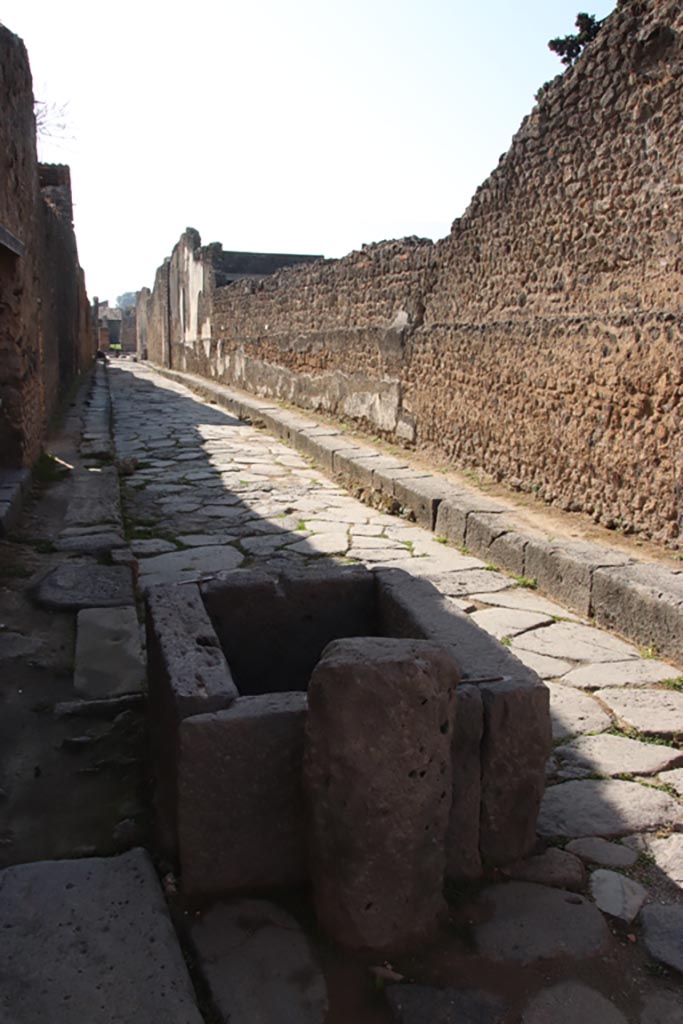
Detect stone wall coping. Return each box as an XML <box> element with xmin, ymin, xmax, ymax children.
<box><xmin>147</xmin><ymin>363</ymin><xmax>683</xmax><ymax>665</ymax></box>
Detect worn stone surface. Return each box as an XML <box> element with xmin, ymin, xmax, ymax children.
<box><xmin>592</xmin><ymin>564</ymin><xmax>683</xmax><ymax>665</ymax></box>
<box><xmin>512</xmin><ymin>622</ymin><xmax>640</xmax><ymax>664</ymax></box>
<box><xmin>594</xmin><ymin>689</ymin><xmax>683</xmax><ymax>737</ymax></box>
<box><xmin>137</xmin><ymin>543</ymin><xmax>244</xmax><ymax>587</ymax></box>
<box><xmin>189</xmin><ymin>900</ymin><xmax>328</xmax><ymax>1024</ymax></box>
<box><xmin>547</xmin><ymin>683</ymin><xmax>612</xmax><ymax>740</ymax></box>
<box><xmin>565</xmin><ymin>837</ymin><xmax>638</xmax><ymax>869</ymax></box>
<box><xmin>647</xmin><ymin>834</ymin><xmax>683</xmax><ymax>889</ymax></box>
<box><xmin>470</xmin><ymin>588</ymin><xmax>583</xmax><ymax>621</ymax></box>
<box><xmin>524</xmin><ymin>540</ymin><xmax>631</xmax><ymax>618</ymax></box>
<box><xmin>522</xmin><ymin>982</ymin><xmax>628</xmax><ymax>1024</ymax></box>
<box><xmin>510</xmin><ymin>649</ymin><xmax>576</xmax><ymax>680</ymax></box>
<box><xmin>179</xmin><ymin>694</ymin><xmax>308</xmax><ymax>897</ymax></box>
<box><xmin>658</xmin><ymin>768</ymin><xmax>683</xmax><ymax>797</ymax></box>
<box><xmin>0</xmin><ymin>848</ymin><xmax>204</xmax><ymax>1023</ymax></box>
<box><xmin>500</xmin><ymin>847</ymin><xmax>586</xmax><ymax>891</ymax></box>
<box><xmin>589</xmin><ymin>869</ymin><xmax>647</xmax><ymax>923</ymax></box>
<box><xmin>130</xmin><ymin>537</ymin><xmax>178</xmax><ymax>556</ymax></box>
<box><xmin>74</xmin><ymin>607</ymin><xmax>145</xmax><ymax>698</ymax></box>
<box><xmin>562</xmin><ymin>660</ymin><xmax>681</xmax><ymax>690</ymax></box>
<box><xmin>305</xmin><ymin>637</ymin><xmax>457</xmax><ymax>952</ymax></box>
<box><xmin>639</xmin><ymin>990</ymin><xmax>683</xmax><ymax>1024</ymax></box>
<box><xmin>640</xmin><ymin>904</ymin><xmax>683</xmax><ymax>974</ymax></box>
<box><xmin>385</xmin><ymin>985</ymin><xmax>505</xmax><ymax>1024</ymax></box>
<box><xmin>54</xmin><ymin>531</ymin><xmax>126</xmax><ymax>555</ymax></box>
<box><xmin>470</xmin><ymin>607</ymin><xmax>553</xmax><ymax>641</ymax></box>
<box><xmin>33</xmin><ymin>563</ymin><xmax>135</xmax><ymax>610</ymax></box>
<box><xmin>446</xmin><ymin>684</ymin><xmax>483</xmax><ymax>879</ymax></box>
<box><xmin>474</xmin><ymin>882</ymin><xmax>610</xmax><ymax>964</ymax></box>
<box><xmin>538</xmin><ymin>780</ymin><xmax>683</xmax><ymax>838</ymax></box>
<box><xmin>555</xmin><ymin>734</ymin><xmax>683</xmax><ymax>778</ymax></box>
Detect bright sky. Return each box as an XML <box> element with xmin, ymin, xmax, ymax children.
<box><xmin>3</xmin><ymin>0</ymin><xmax>615</xmax><ymax>303</ymax></box>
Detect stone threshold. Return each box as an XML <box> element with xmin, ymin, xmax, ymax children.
<box><xmin>146</xmin><ymin>363</ymin><xmax>683</xmax><ymax>666</ymax></box>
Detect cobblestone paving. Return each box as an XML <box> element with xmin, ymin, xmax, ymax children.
<box><xmin>110</xmin><ymin>362</ymin><xmax>683</xmax><ymax>991</ymax></box>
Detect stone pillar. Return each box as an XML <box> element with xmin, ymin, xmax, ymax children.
<box><xmin>304</xmin><ymin>637</ymin><xmax>458</xmax><ymax>953</ymax></box>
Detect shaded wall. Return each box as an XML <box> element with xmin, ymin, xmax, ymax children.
<box><xmin>139</xmin><ymin>0</ymin><xmax>683</xmax><ymax>544</ymax></box>
<box><xmin>0</xmin><ymin>27</ymin><xmax>93</xmax><ymax>468</ymax></box>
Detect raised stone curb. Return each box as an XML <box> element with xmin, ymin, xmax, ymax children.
<box><xmin>0</xmin><ymin>466</ymin><xmax>31</xmax><ymax>536</ymax></box>
<box><xmin>146</xmin><ymin>364</ymin><xmax>683</xmax><ymax>665</ymax></box>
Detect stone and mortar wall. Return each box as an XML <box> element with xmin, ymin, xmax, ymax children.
<box><xmin>140</xmin><ymin>0</ymin><xmax>683</xmax><ymax>544</ymax></box>
<box><xmin>0</xmin><ymin>27</ymin><xmax>93</xmax><ymax>468</ymax></box>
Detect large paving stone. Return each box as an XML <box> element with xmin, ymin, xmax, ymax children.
<box><xmin>0</xmin><ymin>848</ymin><xmax>203</xmax><ymax>1024</ymax></box>
<box><xmin>469</xmin><ymin>587</ymin><xmax>583</xmax><ymax>621</ymax></box>
<box><xmin>647</xmin><ymin>834</ymin><xmax>683</xmax><ymax>889</ymax></box>
<box><xmin>562</xmin><ymin>660</ymin><xmax>681</xmax><ymax>690</ymax></box>
<box><xmin>55</xmin><ymin>531</ymin><xmax>127</xmax><ymax>555</ymax></box>
<box><xmin>658</xmin><ymin>768</ymin><xmax>683</xmax><ymax>796</ymax></box>
<box><xmin>385</xmin><ymin>985</ymin><xmax>505</xmax><ymax>1024</ymax></box>
<box><xmin>430</xmin><ymin>569</ymin><xmax>512</xmax><ymax>597</ymax></box>
<box><xmin>565</xmin><ymin>837</ymin><xmax>638</xmax><ymax>868</ymax></box>
<box><xmin>305</xmin><ymin>637</ymin><xmax>457</xmax><ymax>952</ymax></box>
<box><xmin>137</xmin><ymin>543</ymin><xmax>244</xmax><ymax>587</ymax></box>
<box><xmin>555</xmin><ymin>734</ymin><xmax>683</xmax><ymax>777</ymax></box>
<box><xmin>538</xmin><ymin>780</ymin><xmax>683</xmax><ymax>838</ymax></box>
<box><xmin>510</xmin><ymin>648</ymin><xmax>577</xmax><ymax>680</ymax></box>
<box><xmin>179</xmin><ymin>694</ymin><xmax>308</xmax><ymax>897</ymax></box>
<box><xmin>640</xmin><ymin>904</ymin><xmax>683</xmax><ymax>974</ymax></box>
<box><xmin>473</xmin><ymin>881</ymin><xmax>610</xmax><ymax>964</ymax></box>
<box><xmin>500</xmin><ymin>847</ymin><xmax>586</xmax><ymax>891</ymax></box>
<box><xmin>594</xmin><ymin>689</ymin><xmax>683</xmax><ymax>737</ymax></box>
<box><xmin>589</xmin><ymin>869</ymin><xmax>647</xmax><ymax>922</ymax></box>
<box><xmin>470</xmin><ymin>608</ymin><xmax>553</xmax><ymax>640</ymax></box>
<box><xmin>547</xmin><ymin>684</ymin><xmax>612</xmax><ymax>740</ymax></box>
<box><xmin>639</xmin><ymin>990</ymin><xmax>683</xmax><ymax>1024</ymax></box>
<box><xmin>522</xmin><ymin>982</ymin><xmax>628</xmax><ymax>1024</ymax></box>
<box><xmin>33</xmin><ymin>563</ymin><xmax>135</xmax><ymax>610</ymax></box>
<box><xmin>189</xmin><ymin>900</ymin><xmax>328</xmax><ymax>1024</ymax></box>
<box><xmin>512</xmin><ymin>621</ymin><xmax>640</xmax><ymax>663</ymax></box>
<box><xmin>74</xmin><ymin>607</ymin><xmax>145</xmax><ymax>698</ymax></box>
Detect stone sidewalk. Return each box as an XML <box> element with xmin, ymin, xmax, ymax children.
<box><xmin>106</xmin><ymin>361</ymin><xmax>683</xmax><ymax>1017</ymax></box>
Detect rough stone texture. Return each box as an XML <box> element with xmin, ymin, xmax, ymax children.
<box><xmin>474</xmin><ymin>882</ymin><xmax>610</xmax><ymax>964</ymax></box>
<box><xmin>522</xmin><ymin>983</ymin><xmax>628</xmax><ymax>1024</ymax></box>
<box><xmin>136</xmin><ymin>543</ymin><xmax>244</xmax><ymax>588</ymax></box>
<box><xmin>179</xmin><ymin>694</ymin><xmax>308</xmax><ymax>898</ymax></box>
<box><xmin>647</xmin><ymin>834</ymin><xmax>683</xmax><ymax>889</ymax></box>
<box><xmin>74</xmin><ymin>607</ymin><xmax>145</xmax><ymax>698</ymax></box>
<box><xmin>189</xmin><ymin>900</ymin><xmax>328</xmax><ymax>1024</ymax></box>
<box><xmin>140</xmin><ymin>2</ymin><xmax>683</xmax><ymax>546</ymax></box>
<box><xmin>547</xmin><ymin>683</ymin><xmax>612</xmax><ymax>740</ymax></box>
<box><xmin>554</xmin><ymin>733</ymin><xmax>683</xmax><ymax>778</ymax></box>
<box><xmin>589</xmin><ymin>869</ymin><xmax>648</xmax><ymax>923</ymax></box>
<box><xmin>658</xmin><ymin>768</ymin><xmax>683</xmax><ymax>797</ymax></box>
<box><xmin>145</xmin><ymin>582</ymin><xmax>236</xmax><ymax>856</ymax></box>
<box><xmin>538</xmin><ymin>780</ymin><xmax>683</xmax><ymax>838</ymax></box>
<box><xmin>524</xmin><ymin>541</ymin><xmax>631</xmax><ymax>618</ymax></box>
<box><xmin>594</xmin><ymin>688</ymin><xmax>683</xmax><ymax>737</ymax></box>
<box><xmin>640</xmin><ymin>904</ymin><xmax>683</xmax><ymax>974</ymax></box>
<box><xmin>470</xmin><ymin>607</ymin><xmax>553</xmax><ymax>641</ymax></box>
<box><xmin>33</xmin><ymin>563</ymin><xmax>135</xmax><ymax>611</ymax></box>
<box><xmin>512</xmin><ymin>622</ymin><xmax>640</xmax><ymax>664</ymax></box>
<box><xmin>304</xmin><ymin>637</ymin><xmax>457</xmax><ymax>952</ymax></box>
<box><xmin>446</xmin><ymin>684</ymin><xmax>483</xmax><ymax>879</ymax></box>
<box><xmin>385</xmin><ymin>985</ymin><xmax>505</xmax><ymax>1024</ymax></box>
<box><xmin>0</xmin><ymin>848</ymin><xmax>204</xmax><ymax>1024</ymax></box>
<box><xmin>640</xmin><ymin>990</ymin><xmax>683</xmax><ymax>1024</ymax></box>
<box><xmin>562</xmin><ymin>660</ymin><xmax>680</xmax><ymax>690</ymax></box>
<box><xmin>593</xmin><ymin>565</ymin><xmax>683</xmax><ymax>664</ymax></box>
<box><xmin>500</xmin><ymin>847</ymin><xmax>586</xmax><ymax>891</ymax></box>
<box><xmin>54</xmin><ymin>531</ymin><xmax>126</xmax><ymax>555</ymax></box>
<box><xmin>565</xmin><ymin>837</ymin><xmax>638</xmax><ymax>869</ymax></box>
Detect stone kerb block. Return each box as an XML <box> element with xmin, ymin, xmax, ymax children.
<box><xmin>304</xmin><ymin>637</ymin><xmax>457</xmax><ymax>952</ymax></box>
<box><xmin>179</xmin><ymin>694</ymin><xmax>308</xmax><ymax>898</ymax></box>
<box><xmin>435</xmin><ymin>493</ymin><xmax>506</xmax><ymax>549</ymax></box>
<box><xmin>524</xmin><ymin>539</ymin><xmax>632</xmax><ymax>618</ymax></box>
<box><xmin>374</xmin><ymin>568</ymin><xmax>551</xmax><ymax>866</ymax></box>
<box><xmin>592</xmin><ymin>562</ymin><xmax>683</xmax><ymax>665</ymax></box>
<box><xmin>145</xmin><ymin>582</ymin><xmax>237</xmax><ymax>856</ymax></box>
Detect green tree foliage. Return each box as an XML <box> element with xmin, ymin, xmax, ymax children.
<box><xmin>548</xmin><ymin>12</ymin><xmax>604</xmax><ymax>66</ymax></box>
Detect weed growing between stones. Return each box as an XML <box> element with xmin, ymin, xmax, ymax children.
<box><xmin>659</xmin><ymin>677</ymin><xmax>683</xmax><ymax>691</ymax></box>
<box><xmin>512</xmin><ymin>575</ymin><xmax>538</xmax><ymax>589</ymax></box>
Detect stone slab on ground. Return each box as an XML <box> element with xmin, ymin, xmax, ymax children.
<box><xmin>189</xmin><ymin>900</ymin><xmax>328</xmax><ymax>1024</ymax></box>
<box><xmin>473</xmin><ymin>881</ymin><xmax>610</xmax><ymax>964</ymax></box>
<box><xmin>658</xmin><ymin>768</ymin><xmax>683</xmax><ymax>797</ymax></box>
<box><xmin>512</xmin><ymin>621</ymin><xmax>640</xmax><ymax>664</ymax></box>
<box><xmin>511</xmin><ymin>649</ymin><xmax>577</xmax><ymax>680</ymax></box>
<box><xmin>562</xmin><ymin>660</ymin><xmax>680</xmax><ymax>690</ymax></box>
<box><xmin>55</xmin><ymin>531</ymin><xmax>127</xmax><ymax>555</ymax></box>
<box><xmin>538</xmin><ymin>780</ymin><xmax>683</xmax><ymax>838</ymax></box>
<box><xmin>589</xmin><ymin>869</ymin><xmax>647</xmax><ymax>922</ymax></box>
<box><xmin>470</xmin><ymin>607</ymin><xmax>553</xmax><ymax>640</ymax></box>
<box><xmin>594</xmin><ymin>689</ymin><xmax>683</xmax><ymax>737</ymax></box>
<box><xmin>647</xmin><ymin>834</ymin><xmax>683</xmax><ymax>889</ymax></box>
<box><xmin>522</xmin><ymin>982</ymin><xmax>628</xmax><ymax>1024</ymax></box>
<box><xmin>640</xmin><ymin>904</ymin><xmax>683</xmax><ymax>974</ymax></box>
<box><xmin>640</xmin><ymin>990</ymin><xmax>683</xmax><ymax>1024</ymax></box>
<box><xmin>74</xmin><ymin>607</ymin><xmax>145</xmax><ymax>698</ymax></box>
<box><xmin>385</xmin><ymin>985</ymin><xmax>505</xmax><ymax>1024</ymax></box>
<box><xmin>565</xmin><ymin>837</ymin><xmax>638</xmax><ymax>869</ymax></box>
<box><xmin>137</xmin><ymin>544</ymin><xmax>244</xmax><ymax>587</ymax></box>
<box><xmin>500</xmin><ymin>847</ymin><xmax>586</xmax><ymax>891</ymax></box>
<box><xmin>469</xmin><ymin>587</ymin><xmax>584</xmax><ymax>621</ymax></box>
<box><xmin>0</xmin><ymin>848</ymin><xmax>204</xmax><ymax>1024</ymax></box>
<box><xmin>554</xmin><ymin>734</ymin><xmax>683</xmax><ymax>778</ymax></box>
<box><xmin>33</xmin><ymin>563</ymin><xmax>135</xmax><ymax>610</ymax></box>
<box><xmin>547</xmin><ymin>684</ymin><xmax>612</xmax><ymax>740</ymax></box>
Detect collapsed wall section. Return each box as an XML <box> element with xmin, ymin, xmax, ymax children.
<box><xmin>139</xmin><ymin>0</ymin><xmax>683</xmax><ymax>544</ymax></box>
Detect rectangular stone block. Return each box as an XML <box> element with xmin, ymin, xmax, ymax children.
<box><xmin>392</xmin><ymin>477</ymin><xmax>450</xmax><ymax>530</ymax></box>
<box><xmin>293</xmin><ymin>431</ymin><xmax>345</xmax><ymax>472</ymax></box>
<box><xmin>179</xmin><ymin>694</ymin><xmax>308</xmax><ymax>898</ymax></box>
<box><xmin>332</xmin><ymin>447</ymin><xmax>381</xmax><ymax>485</ymax></box>
<box><xmin>434</xmin><ymin>492</ymin><xmax>504</xmax><ymax>548</ymax></box>
<box><xmin>592</xmin><ymin>563</ymin><xmax>683</xmax><ymax>664</ymax></box>
<box><xmin>524</xmin><ymin>539</ymin><xmax>632</xmax><ymax>617</ymax></box>
<box><xmin>487</xmin><ymin>530</ymin><xmax>528</xmax><ymax>576</ymax></box>
<box><xmin>464</xmin><ymin>511</ymin><xmax>509</xmax><ymax>555</ymax></box>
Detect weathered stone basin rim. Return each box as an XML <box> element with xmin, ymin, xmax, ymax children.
<box><xmin>146</xmin><ymin>363</ymin><xmax>683</xmax><ymax>666</ymax></box>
